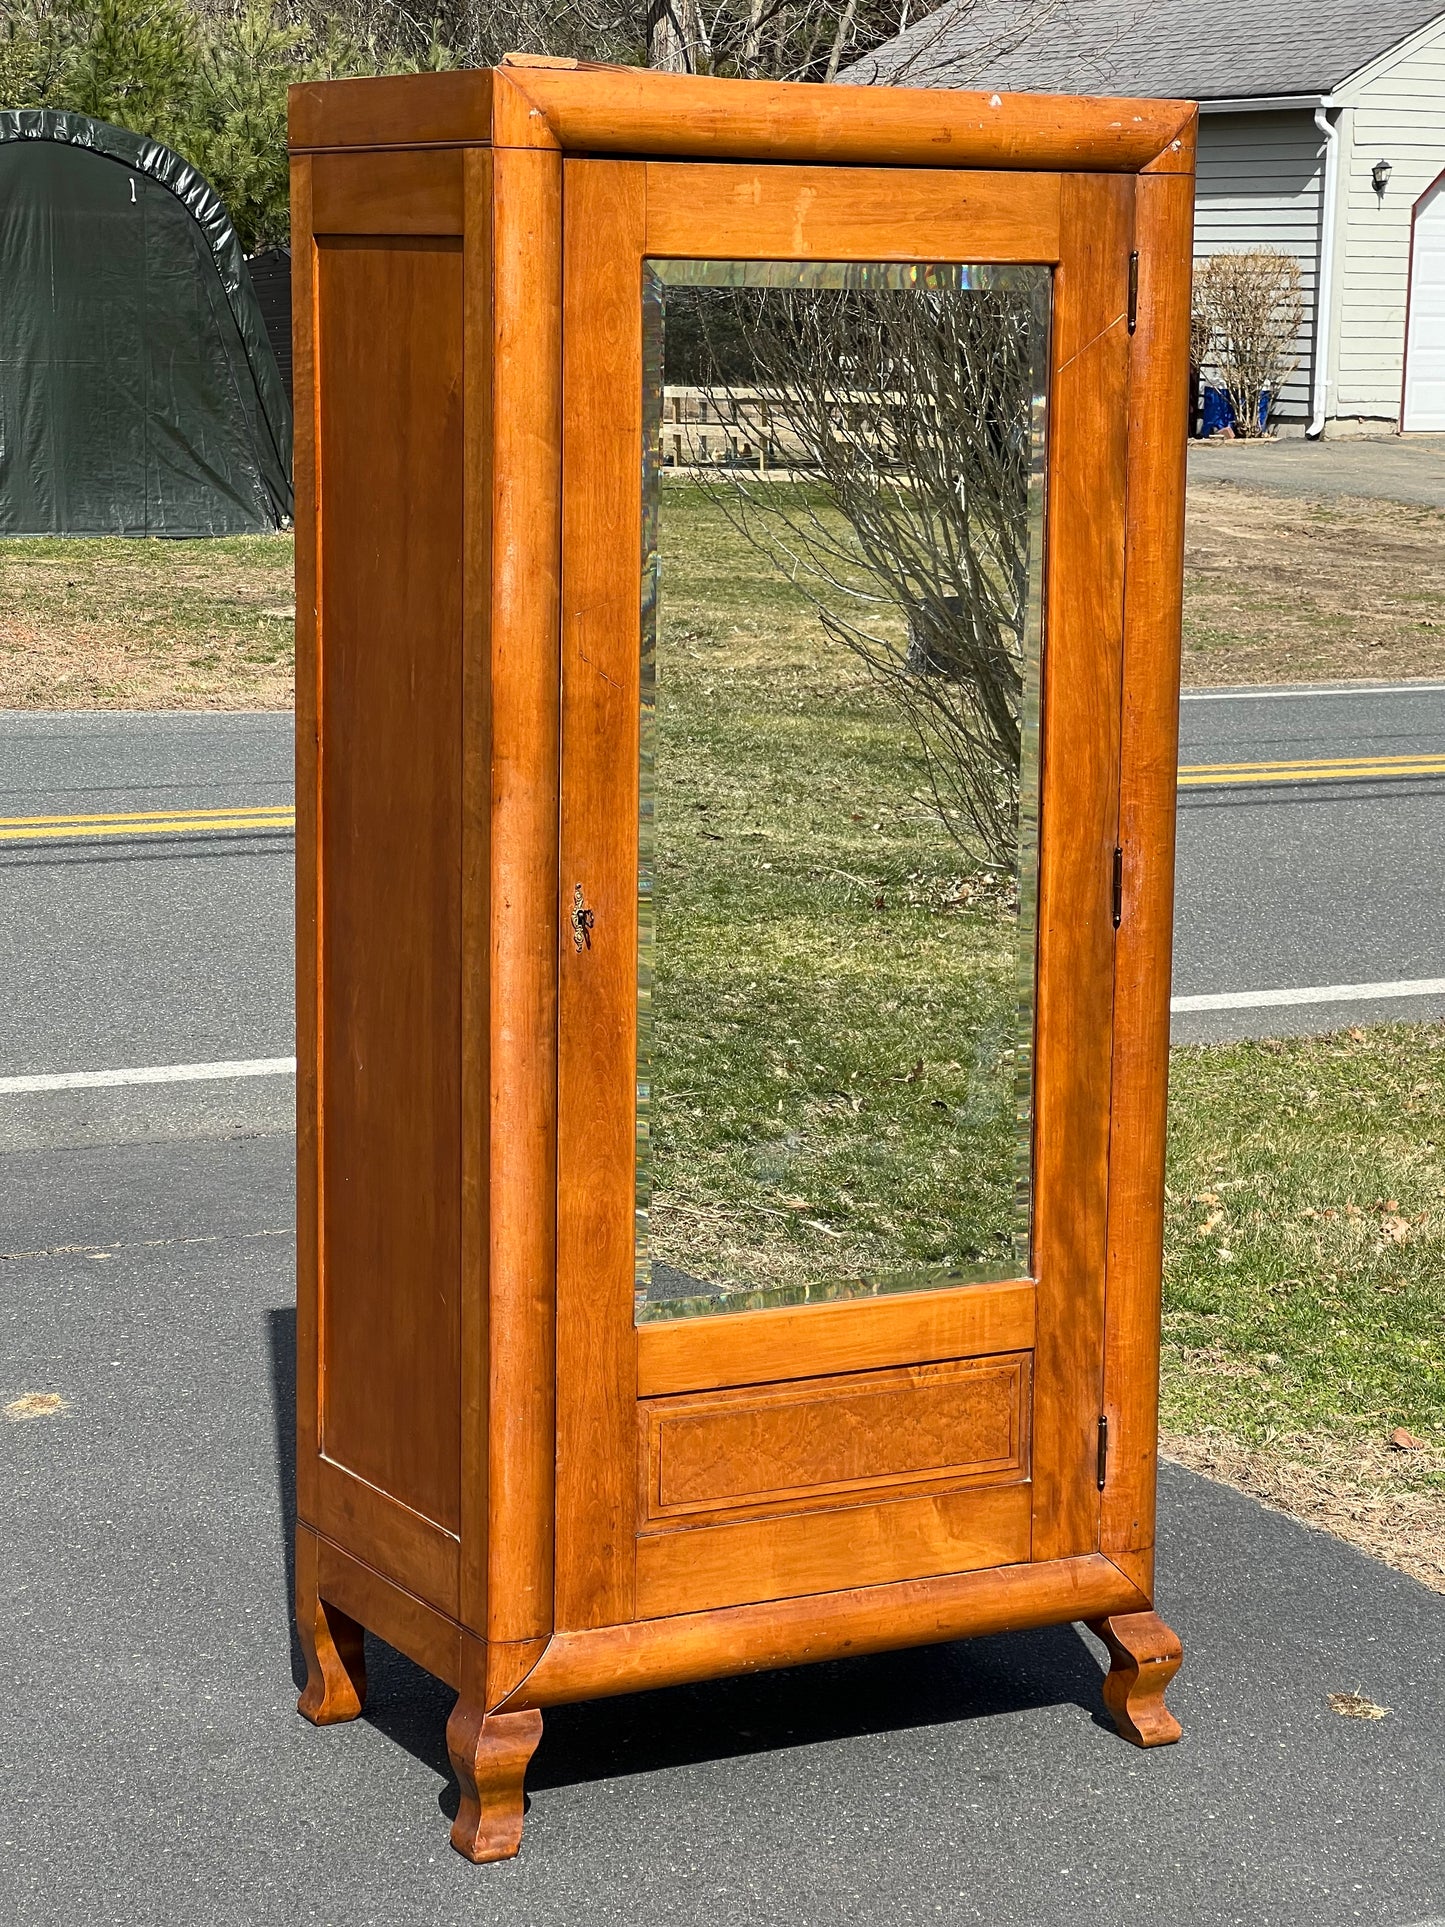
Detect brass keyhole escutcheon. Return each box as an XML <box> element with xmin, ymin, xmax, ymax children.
<box><xmin>571</xmin><ymin>883</ymin><xmax>595</xmax><ymax>952</ymax></box>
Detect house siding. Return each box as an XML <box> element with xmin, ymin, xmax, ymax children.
<box><xmin>1195</xmin><ymin>110</ymin><xmax>1325</xmax><ymax>424</ymax></box>
<box><xmin>1333</xmin><ymin>19</ymin><xmax>1445</xmax><ymax>424</ymax></box>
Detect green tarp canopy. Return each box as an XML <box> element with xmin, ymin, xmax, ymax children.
<box><xmin>0</xmin><ymin>110</ymin><xmax>292</xmax><ymax>536</ymax></box>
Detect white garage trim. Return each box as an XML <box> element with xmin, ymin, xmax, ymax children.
<box><xmin>1404</xmin><ymin>161</ymin><xmax>1445</xmax><ymax>425</ymax></box>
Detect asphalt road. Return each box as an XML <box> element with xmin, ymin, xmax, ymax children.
<box><xmin>2</xmin><ymin>1133</ymin><xmax>1441</xmax><ymax>1927</ymax></box>
<box><xmin>1188</xmin><ymin>432</ymin><xmax>1445</xmax><ymax>508</ymax></box>
<box><xmin>4</xmin><ymin>688</ymin><xmax>1445</xmax><ymax>1132</ymax></box>
<box><xmin>1174</xmin><ymin>679</ymin><xmax>1445</xmax><ymax>1044</ymax></box>
<box><xmin>0</xmin><ymin>711</ymin><xmax>294</xmax><ymax>1146</ymax></box>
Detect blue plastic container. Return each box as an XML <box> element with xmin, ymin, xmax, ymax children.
<box><xmin>1200</xmin><ymin>386</ymin><xmax>1271</xmax><ymax>435</ymax></box>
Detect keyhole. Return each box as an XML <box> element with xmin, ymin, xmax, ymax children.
<box><xmin>571</xmin><ymin>884</ymin><xmax>595</xmax><ymax>952</ymax></box>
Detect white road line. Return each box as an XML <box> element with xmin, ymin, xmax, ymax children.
<box><xmin>0</xmin><ymin>1056</ymin><xmax>296</xmax><ymax>1095</ymax></box>
<box><xmin>1181</xmin><ymin>681</ymin><xmax>1445</xmax><ymax>702</ymax></box>
<box><xmin>8</xmin><ymin>976</ymin><xmax>1445</xmax><ymax>1086</ymax></box>
<box><xmin>1172</xmin><ymin>977</ymin><xmax>1445</xmax><ymax>1013</ymax></box>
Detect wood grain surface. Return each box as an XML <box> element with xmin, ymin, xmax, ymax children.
<box><xmin>312</xmin><ymin>232</ymin><xmax>464</xmax><ymax>1531</ymax></box>
<box><xmin>1100</xmin><ymin>159</ymin><xmax>1196</xmax><ymax>1587</ymax></box>
<box><xmin>289</xmin><ymin>69</ymin><xmax>494</xmax><ymax>152</ymax></box>
<box><xmin>296</xmin><ymin>1525</ymin><xmax>368</xmax><ymax>1723</ymax></box>
<box><xmin>1087</xmin><ymin>1608</ymin><xmax>1184</xmax><ymax>1746</ymax></box>
<box><xmin>289</xmin><ymin>64</ymin><xmax>1193</xmax><ymax>173</ymax></box>
<box><xmin>501</xmin><ymin>1551</ymin><xmax>1145</xmax><ymax>1710</ymax></box>
<box><xmin>638</xmin><ymin>1282</ymin><xmax>1036</xmax><ymax>1396</ymax></box>
<box><xmin>313</xmin><ymin>226</ymin><xmax>466</xmax><ymax>1573</ymax></box>
<box><xmin>1027</xmin><ymin>172</ymin><xmax>1134</xmax><ymax>1565</ymax></box>
<box><xmin>458</xmin><ymin>143</ymin><xmax>494</xmax><ymax>1661</ymax></box>
<box><xmin>289</xmin><ymin>82</ymin><xmax>1192</xmax><ymax>1832</ymax></box>
<box><xmin>292</xmin><ymin>150</ymin><xmax>321</xmax><ymax>1532</ymax></box>
<box><xmin>483</xmin><ymin>143</ymin><xmax>564</xmax><ymax>1652</ymax></box>
<box><xmin>315</xmin><ymin>1532</ymin><xmax>463</xmax><ymax>1689</ymax></box>
<box><xmin>310</xmin><ymin>148</ymin><xmax>463</xmax><ymax>235</ymax></box>
<box><xmin>554</xmin><ymin>158</ymin><xmax>648</xmax><ymax>1632</ymax></box>
<box><xmin>446</xmin><ymin>1697</ymin><xmax>544</xmax><ymax>1863</ymax></box>
<box><xmin>636</xmin><ymin>1482</ymin><xmax>1032</xmax><ymax>1617</ymax></box>
<box><xmin>503</xmin><ymin>61</ymin><xmax>1193</xmax><ymax>173</ymax></box>
<box><xmin>644</xmin><ymin>163</ymin><xmax>1061</xmax><ymax>262</ymax></box>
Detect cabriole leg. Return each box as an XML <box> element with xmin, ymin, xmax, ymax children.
<box><xmin>1086</xmin><ymin>1609</ymin><xmax>1183</xmax><ymax>1747</ymax></box>
<box><xmin>446</xmin><ymin>1703</ymin><xmax>544</xmax><ymax>1863</ymax></box>
<box><xmin>295</xmin><ymin>1528</ymin><xmax>367</xmax><ymax>1725</ymax></box>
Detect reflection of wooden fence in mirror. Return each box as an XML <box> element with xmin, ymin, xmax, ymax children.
<box><xmin>662</xmin><ymin>387</ymin><xmax>782</xmax><ymax>469</ymax></box>
<box><xmin>288</xmin><ymin>56</ymin><xmax>1197</xmax><ymax>1866</ymax></box>
<box><xmin>660</xmin><ymin>387</ymin><xmax>900</xmax><ymax>471</ymax></box>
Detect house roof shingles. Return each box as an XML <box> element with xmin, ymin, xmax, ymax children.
<box><xmin>847</xmin><ymin>0</ymin><xmax>1445</xmax><ymax>101</ymax></box>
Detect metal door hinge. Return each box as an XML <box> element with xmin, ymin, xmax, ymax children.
<box><xmin>1097</xmin><ymin>1414</ymin><xmax>1109</xmax><ymax>1491</ymax></box>
<box><xmin>1111</xmin><ymin>845</ymin><xmax>1124</xmax><ymax>928</ymax></box>
<box><xmin>1127</xmin><ymin>251</ymin><xmax>1140</xmax><ymax>334</ymax></box>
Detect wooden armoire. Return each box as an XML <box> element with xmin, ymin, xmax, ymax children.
<box><xmin>289</xmin><ymin>58</ymin><xmax>1195</xmax><ymax>1861</ymax></box>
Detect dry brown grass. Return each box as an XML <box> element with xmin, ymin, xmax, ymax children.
<box><xmin>0</xmin><ymin>535</ymin><xmax>294</xmax><ymax>709</ymax></box>
<box><xmin>1184</xmin><ymin>483</ymin><xmax>1445</xmax><ymax>685</ymax></box>
<box><xmin>1163</xmin><ymin>1429</ymin><xmax>1445</xmax><ymax>1594</ymax></box>
<box><xmin>7</xmin><ymin>485</ymin><xmax>1445</xmax><ymax>707</ymax></box>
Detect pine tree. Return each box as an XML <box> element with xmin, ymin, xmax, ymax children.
<box><xmin>1</xmin><ymin>4</ymin><xmax>78</xmax><ymax>109</ymax></box>
<box><xmin>63</xmin><ymin>0</ymin><xmax>196</xmax><ymax>148</ymax></box>
<box><xmin>188</xmin><ymin>1</ymin><xmax>306</xmax><ymax>253</ymax></box>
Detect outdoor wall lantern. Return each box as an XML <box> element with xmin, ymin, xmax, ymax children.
<box><xmin>287</xmin><ymin>57</ymin><xmax>1197</xmax><ymax>1863</ymax></box>
<box><xmin>1374</xmin><ymin>157</ymin><xmax>1393</xmax><ymax>194</ymax></box>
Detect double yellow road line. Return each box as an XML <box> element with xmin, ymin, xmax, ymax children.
<box><xmin>1178</xmin><ymin>752</ymin><xmax>1445</xmax><ymax>789</ymax></box>
<box><xmin>2</xmin><ymin>751</ymin><xmax>1441</xmax><ymax>845</ymax></box>
<box><xmin>0</xmin><ymin>804</ymin><xmax>295</xmax><ymax>843</ymax></box>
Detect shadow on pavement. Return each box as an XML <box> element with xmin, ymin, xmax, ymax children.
<box><xmin>525</xmin><ymin>1620</ymin><xmax>1111</xmax><ymax>1792</ymax></box>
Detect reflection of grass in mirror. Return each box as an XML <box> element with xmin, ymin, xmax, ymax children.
<box><xmin>647</xmin><ymin>482</ymin><xmax>1028</xmax><ymax>1301</ymax></box>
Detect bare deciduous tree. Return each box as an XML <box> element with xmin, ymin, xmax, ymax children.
<box><xmin>671</xmin><ymin>276</ymin><xmax>1043</xmax><ymax>870</ymax></box>
<box><xmin>1193</xmin><ymin>249</ymin><xmax>1303</xmax><ymax>439</ymax></box>
<box><xmin>281</xmin><ymin>0</ymin><xmax>1000</xmax><ymax>85</ymax></box>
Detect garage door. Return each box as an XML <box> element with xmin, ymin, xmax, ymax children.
<box><xmin>1405</xmin><ymin>171</ymin><xmax>1445</xmax><ymax>430</ymax></box>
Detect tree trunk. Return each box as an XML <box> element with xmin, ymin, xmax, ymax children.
<box><xmin>648</xmin><ymin>0</ymin><xmax>691</xmax><ymax>70</ymax></box>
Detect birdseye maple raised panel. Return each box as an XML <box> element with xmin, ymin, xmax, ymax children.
<box><xmin>642</xmin><ymin>1355</ymin><xmax>1031</xmax><ymax>1523</ymax></box>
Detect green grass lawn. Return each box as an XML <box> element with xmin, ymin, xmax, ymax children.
<box><xmin>1163</xmin><ymin>1026</ymin><xmax>1445</xmax><ymax>1483</ymax></box>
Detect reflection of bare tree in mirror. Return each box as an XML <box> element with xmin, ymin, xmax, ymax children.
<box><xmin>664</xmin><ymin>277</ymin><xmax>1042</xmax><ymax>871</ymax></box>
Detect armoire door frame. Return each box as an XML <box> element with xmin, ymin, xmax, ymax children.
<box><xmin>554</xmin><ymin>156</ymin><xmax>1138</xmax><ymax>1635</ymax></box>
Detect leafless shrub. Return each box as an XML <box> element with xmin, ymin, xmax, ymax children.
<box><xmin>670</xmin><ymin>276</ymin><xmax>1043</xmax><ymax>869</ymax></box>
<box><xmin>1193</xmin><ymin>249</ymin><xmax>1303</xmax><ymax>438</ymax></box>
<box><xmin>1189</xmin><ymin>278</ymin><xmax>1212</xmax><ymax>375</ymax></box>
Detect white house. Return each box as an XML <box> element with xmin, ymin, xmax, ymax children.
<box><xmin>850</xmin><ymin>0</ymin><xmax>1445</xmax><ymax>434</ymax></box>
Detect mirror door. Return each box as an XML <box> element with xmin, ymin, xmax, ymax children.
<box><xmin>557</xmin><ymin>160</ymin><xmax>1134</xmax><ymax>1629</ymax></box>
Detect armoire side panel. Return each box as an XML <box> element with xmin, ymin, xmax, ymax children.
<box><xmin>315</xmin><ymin>233</ymin><xmax>466</xmax><ymax>1541</ymax></box>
